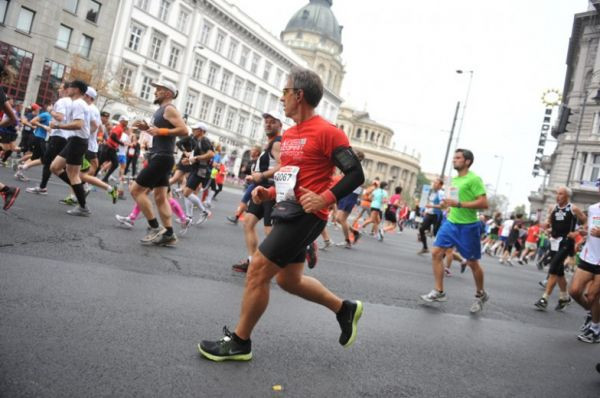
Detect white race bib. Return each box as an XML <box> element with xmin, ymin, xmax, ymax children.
<box><xmin>549</xmin><ymin>237</ymin><xmax>562</xmax><ymax>251</ymax></box>
<box><xmin>274</xmin><ymin>166</ymin><xmax>299</xmax><ymax>203</ymax></box>
<box><xmin>448</xmin><ymin>186</ymin><xmax>459</xmax><ymax>201</ymax></box>
<box><xmin>592</xmin><ymin>216</ymin><xmax>600</xmax><ymax>227</ymax></box>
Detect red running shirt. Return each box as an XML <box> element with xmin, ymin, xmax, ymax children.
<box><xmin>106</xmin><ymin>124</ymin><xmax>124</xmax><ymax>150</ymax></box>
<box><xmin>279</xmin><ymin>115</ymin><xmax>349</xmax><ymax>220</ymax></box>
<box><xmin>526</xmin><ymin>225</ymin><xmax>540</xmax><ymax>243</ymax></box>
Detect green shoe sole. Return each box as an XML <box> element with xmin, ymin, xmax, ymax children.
<box><xmin>197</xmin><ymin>344</ymin><xmax>252</xmax><ymax>362</ymax></box>
<box><xmin>343</xmin><ymin>300</ymin><xmax>363</xmax><ymax>348</ymax></box>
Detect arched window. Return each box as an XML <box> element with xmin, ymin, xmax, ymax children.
<box><xmin>356</xmin><ymin>128</ymin><xmax>361</xmax><ymax>139</ymax></box>
<box><xmin>370</xmin><ymin>131</ymin><xmax>375</xmax><ymax>141</ymax></box>
<box><xmin>317</xmin><ymin>64</ymin><xmax>326</xmax><ymax>80</ymax></box>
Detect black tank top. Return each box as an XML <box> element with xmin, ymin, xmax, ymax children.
<box><xmin>151</xmin><ymin>104</ymin><xmax>176</xmax><ymax>154</ymax></box>
<box><xmin>550</xmin><ymin>203</ymin><xmax>576</xmax><ymax>239</ymax></box>
<box><xmin>257</xmin><ymin>136</ymin><xmax>281</xmax><ymax>172</ymax></box>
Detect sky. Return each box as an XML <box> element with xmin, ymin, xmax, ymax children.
<box><xmin>230</xmin><ymin>0</ymin><xmax>589</xmax><ymax>210</ymax></box>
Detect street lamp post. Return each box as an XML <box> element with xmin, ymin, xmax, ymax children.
<box><xmin>454</xmin><ymin>69</ymin><xmax>474</xmax><ymax>148</ymax></box>
<box><xmin>494</xmin><ymin>154</ymin><xmax>504</xmax><ymax>195</ymax></box>
<box><xmin>440</xmin><ymin>101</ymin><xmax>461</xmax><ymax>179</ymax></box>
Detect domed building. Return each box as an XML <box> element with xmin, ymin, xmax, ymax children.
<box><xmin>281</xmin><ymin>0</ymin><xmax>345</xmax><ymax>96</ymax></box>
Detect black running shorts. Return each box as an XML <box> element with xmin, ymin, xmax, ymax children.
<box><xmin>259</xmin><ymin>212</ymin><xmax>326</xmax><ymax>267</ymax></box>
<box><xmin>30</xmin><ymin>136</ymin><xmax>46</xmax><ymax>161</ymax></box>
<box><xmin>247</xmin><ymin>198</ymin><xmax>275</xmax><ymax>227</ymax></box>
<box><xmin>43</xmin><ymin>136</ymin><xmax>67</xmax><ymax>166</ymax></box>
<box><xmin>135</xmin><ymin>153</ymin><xmax>174</xmax><ymax>188</ymax></box>
<box><xmin>548</xmin><ymin>238</ymin><xmax>575</xmax><ymax>277</ymax></box>
<box><xmin>85</xmin><ymin>150</ymin><xmax>98</xmax><ymax>160</ymax></box>
<box><xmin>578</xmin><ymin>259</ymin><xmax>600</xmax><ymax>275</ymax></box>
<box><xmin>186</xmin><ymin>168</ymin><xmax>210</xmax><ymax>191</ymax></box>
<box><xmin>59</xmin><ymin>136</ymin><xmax>88</xmax><ymax>166</ymax></box>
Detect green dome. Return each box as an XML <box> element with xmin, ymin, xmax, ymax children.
<box><xmin>283</xmin><ymin>0</ymin><xmax>342</xmax><ymax>45</ymax></box>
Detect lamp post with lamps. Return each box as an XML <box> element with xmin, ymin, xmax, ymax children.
<box><xmin>454</xmin><ymin>69</ymin><xmax>474</xmax><ymax>148</ymax></box>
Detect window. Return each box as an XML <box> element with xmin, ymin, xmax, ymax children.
<box><xmin>199</xmin><ymin>22</ymin><xmax>213</xmax><ymax>46</ymax></box>
<box><xmin>213</xmin><ymin>102</ymin><xmax>225</xmax><ymax>126</ymax></box>
<box><xmin>128</xmin><ymin>24</ymin><xmax>143</xmax><ymax>51</ymax></box>
<box><xmin>184</xmin><ymin>90</ymin><xmax>197</xmax><ymax>117</ymax></box>
<box><xmin>274</xmin><ymin>69</ymin><xmax>283</xmax><ymax>88</ymax></box>
<box><xmin>36</xmin><ymin>59</ymin><xmax>67</xmax><ymax>107</ymax></box>
<box><xmin>232</xmin><ymin>78</ymin><xmax>243</xmax><ymax>99</ymax></box>
<box><xmin>239</xmin><ymin>46</ymin><xmax>250</xmax><ymax>68</ymax></box>
<box><xmin>140</xmin><ymin>74</ymin><xmax>154</xmax><ymax>101</ymax></box>
<box><xmin>0</xmin><ymin>42</ymin><xmax>33</xmax><ymax>101</ymax></box>
<box><xmin>192</xmin><ymin>56</ymin><xmax>205</xmax><ymax>80</ymax></box>
<box><xmin>177</xmin><ymin>9</ymin><xmax>189</xmax><ymax>32</ymax></box>
<box><xmin>214</xmin><ymin>31</ymin><xmax>226</xmax><ymax>54</ymax></box>
<box><xmin>0</xmin><ymin>0</ymin><xmax>7</xmax><ymax>24</ymax></box>
<box><xmin>79</xmin><ymin>34</ymin><xmax>93</xmax><ymax>58</ymax></box>
<box><xmin>56</xmin><ymin>24</ymin><xmax>72</xmax><ymax>49</ymax></box>
<box><xmin>168</xmin><ymin>45</ymin><xmax>181</xmax><ymax>69</ymax></box>
<box><xmin>207</xmin><ymin>63</ymin><xmax>219</xmax><ymax>87</ymax></box>
<box><xmin>119</xmin><ymin>65</ymin><xmax>135</xmax><ymax>91</ymax></box>
<box><xmin>220</xmin><ymin>70</ymin><xmax>232</xmax><ymax>93</ymax></box>
<box><xmin>593</xmin><ymin>112</ymin><xmax>600</xmax><ymax>135</ymax></box>
<box><xmin>250</xmin><ymin>117</ymin><xmax>261</xmax><ymax>139</ymax></box>
<box><xmin>267</xmin><ymin>94</ymin><xmax>278</xmax><ymax>113</ymax></box>
<box><xmin>256</xmin><ymin>88</ymin><xmax>267</xmax><ymax>111</ymax></box>
<box><xmin>250</xmin><ymin>53</ymin><xmax>260</xmax><ymax>74</ymax></box>
<box><xmin>237</xmin><ymin>112</ymin><xmax>248</xmax><ymax>135</ymax></box>
<box><xmin>225</xmin><ymin>108</ymin><xmax>236</xmax><ymax>130</ymax></box>
<box><xmin>199</xmin><ymin>96</ymin><xmax>213</xmax><ymax>121</ymax></box>
<box><xmin>262</xmin><ymin>61</ymin><xmax>272</xmax><ymax>82</ymax></box>
<box><xmin>149</xmin><ymin>34</ymin><xmax>164</xmax><ymax>61</ymax></box>
<box><xmin>86</xmin><ymin>0</ymin><xmax>101</xmax><ymax>23</ymax></box>
<box><xmin>17</xmin><ymin>7</ymin><xmax>35</xmax><ymax>34</ymax></box>
<box><xmin>244</xmin><ymin>82</ymin><xmax>255</xmax><ymax>104</ymax></box>
<box><xmin>158</xmin><ymin>0</ymin><xmax>171</xmax><ymax>21</ymax></box>
<box><xmin>135</xmin><ymin>0</ymin><xmax>148</xmax><ymax>10</ymax></box>
<box><xmin>65</xmin><ymin>0</ymin><xmax>78</xmax><ymax>13</ymax></box>
<box><xmin>227</xmin><ymin>39</ymin><xmax>238</xmax><ymax>61</ymax></box>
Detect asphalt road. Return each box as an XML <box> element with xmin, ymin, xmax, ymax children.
<box><xmin>1</xmin><ymin>166</ymin><xmax>599</xmax><ymax>397</ymax></box>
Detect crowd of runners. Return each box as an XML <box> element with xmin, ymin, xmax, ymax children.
<box><xmin>1</xmin><ymin>64</ymin><xmax>599</xmax><ymax>370</ymax></box>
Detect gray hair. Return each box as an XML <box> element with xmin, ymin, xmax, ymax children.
<box><xmin>288</xmin><ymin>67</ymin><xmax>323</xmax><ymax>108</ymax></box>
<box><xmin>557</xmin><ymin>186</ymin><xmax>572</xmax><ymax>198</ymax></box>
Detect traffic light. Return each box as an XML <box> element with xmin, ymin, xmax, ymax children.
<box><xmin>555</xmin><ymin>105</ymin><xmax>572</xmax><ymax>135</ymax></box>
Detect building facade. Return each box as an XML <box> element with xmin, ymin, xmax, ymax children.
<box><xmin>101</xmin><ymin>0</ymin><xmax>343</xmax><ymax>177</ymax></box>
<box><xmin>0</xmin><ymin>0</ymin><xmax>118</xmax><ymax>107</ymax></box>
<box><xmin>337</xmin><ymin>105</ymin><xmax>420</xmax><ymax>196</ymax></box>
<box><xmin>529</xmin><ymin>1</ymin><xmax>600</xmax><ymax>214</ymax></box>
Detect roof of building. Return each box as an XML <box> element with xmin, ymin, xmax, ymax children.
<box><xmin>283</xmin><ymin>0</ymin><xmax>343</xmax><ymax>46</ymax></box>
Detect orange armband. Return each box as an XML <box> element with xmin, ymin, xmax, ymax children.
<box><xmin>158</xmin><ymin>128</ymin><xmax>169</xmax><ymax>135</ymax></box>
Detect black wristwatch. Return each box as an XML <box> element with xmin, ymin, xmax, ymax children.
<box><xmin>457</xmin><ymin>202</ymin><xmax>462</xmax><ymax>208</ymax></box>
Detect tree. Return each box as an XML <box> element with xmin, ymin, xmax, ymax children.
<box><xmin>415</xmin><ymin>171</ymin><xmax>430</xmax><ymax>194</ymax></box>
<box><xmin>66</xmin><ymin>54</ymin><xmax>137</xmax><ymax>111</ymax></box>
<box><xmin>487</xmin><ymin>194</ymin><xmax>509</xmax><ymax>216</ymax></box>
<box><xmin>513</xmin><ymin>204</ymin><xmax>526</xmax><ymax>216</ymax></box>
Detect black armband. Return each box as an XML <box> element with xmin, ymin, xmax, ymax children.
<box><xmin>330</xmin><ymin>146</ymin><xmax>365</xmax><ymax>201</ymax></box>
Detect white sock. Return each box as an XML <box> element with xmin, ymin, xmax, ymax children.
<box><xmin>591</xmin><ymin>322</ymin><xmax>600</xmax><ymax>333</ymax></box>
<box><xmin>184</xmin><ymin>197</ymin><xmax>194</xmax><ymax>218</ymax></box>
<box><xmin>188</xmin><ymin>193</ymin><xmax>206</xmax><ymax>213</ymax></box>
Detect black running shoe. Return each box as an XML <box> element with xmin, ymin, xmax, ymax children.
<box><xmin>581</xmin><ymin>312</ymin><xmax>593</xmax><ymax>332</ymax></box>
<box><xmin>555</xmin><ymin>297</ymin><xmax>571</xmax><ymax>311</ymax></box>
<box><xmin>197</xmin><ymin>326</ymin><xmax>252</xmax><ymax>362</ymax></box>
<box><xmin>2</xmin><ymin>186</ymin><xmax>20</xmax><ymax>210</ymax></box>
<box><xmin>534</xmin><ymin>297</ymin><xmax>548</xmax><ymax>311</ymax></box>
<box><xmin>232</xmin><ymin>259</ymin><xmax>250</xmax><ymax>273</ymax></box>
<box><xmin>226</xmin><ymin>215</ymin><xmax>238</xmax><ymax>225</ymax></box>
<box><xmin>596</xmin><ymin>362</ymin><xmax>600</xmax><ymax>374</ymax></box>
<box><xmin>306</xmin><ymin>241</ymin><xmax>318</xmax><ymax>269</ymax></box>
<box><xmin>336</xmin><ymin>300</ymin><xmax>363</xmax><ymax>348</ymax></box>
<box><xmin>351</xmin><ymin>228</ymin><xmax>361</xmax><ymax>244</ymax></box>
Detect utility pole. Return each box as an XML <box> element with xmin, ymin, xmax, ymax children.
<box><xmin>440</xmin><ymin>101</ymin><xmax>461</xmax><ymax>179</ymax></box>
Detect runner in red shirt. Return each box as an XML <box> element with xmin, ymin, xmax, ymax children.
<box><xmin>519</xmin><ymin>221</ymin><xmax>540</xmax><ymax>264</ymax></box>
<box><xmin>199</xmin><ymin>67</ymin><xmax>365</xmax><ymax>361</ymax></box>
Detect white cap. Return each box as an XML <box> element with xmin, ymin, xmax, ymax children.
<box><xmin>118</xmin><ymin>115</ymin><xmax>129</xmax><ymax>122</ymax></box>
<box><xmin>150</xmin><ymin>80</ymin><xmax>178</xmax><ymax>97</ymax></box>
<box><xmin>262</xmin><ymin>108</ymin><xmax>285</xmax><ymax>123</ymax></box>
<box><xmin>191</xmin><ymin>122</ymin><xmax>208</xmax><ymax>131</ymax></box>
<box><xmin>85</xmin><ymin>86</ymin><xmax>97</xmax><ymax>99</ymax></box>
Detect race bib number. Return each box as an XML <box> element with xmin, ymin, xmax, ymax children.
<box><xmin>128</xmin><ymin>148</ymin><xmax>135</xmax><ymax>156</ymax></box>
<box><xmin>196</xmin><ymin>167</ymin><xmax>208</xmax><ymax>178</ymax></box>
<box><xmin>592</xmin><ymin>216</ymin><xmax>600</xmax><ymax>227</ymax></box>
<box><xmin>549</xmin><ymin>237</ymin><xmax>562</xmax><ymax>251</ymax></box>
<box><xmin>274</xmin><ymin>166</ymin><xmax>299</xmax><ymax>203</ymax></box>
<box><xmin>447</xmin><ymin>186</ymin><xmax>459</xmax><ymax>201</ymax></box>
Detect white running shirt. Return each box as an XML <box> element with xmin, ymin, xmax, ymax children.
<box><xmin>581</xmin><ymin>202</ymin><xmax>600</xmax><ymax>265</ymax></box>
<box><xmin>66</xmin><ymin>98</ymin><xmax>91</xmax><ymax>139</ymax></box>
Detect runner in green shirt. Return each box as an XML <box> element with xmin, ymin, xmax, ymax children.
<box><xmin>420</xmin><ymin>149</ymin><xmax>490</xmax><ymax>313</ymax></box>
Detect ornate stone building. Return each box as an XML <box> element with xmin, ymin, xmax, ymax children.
<box><xmin>337</xmin><ymin>105</ymin><xmax>420</xmax><ymax>195</ymax></box>
<box><xmin>529</xmin><ymin>0</ymin><xmax>600</xmax><ymax>215</ymax></box>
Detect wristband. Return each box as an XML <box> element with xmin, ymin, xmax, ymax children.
<box><xmin>457</xmin><ymin>201</ymin><xmax>462</xmax><ymax>208</ymax></box>
<box><xmin>320</xmin><ymin>189</ymin><xmax>337</xmax><ymax>206</ymax></box>
<box><xmin>158</xmin><ymin>128</ymin><xmax>169</xmax><ymax>136</ymax></box>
